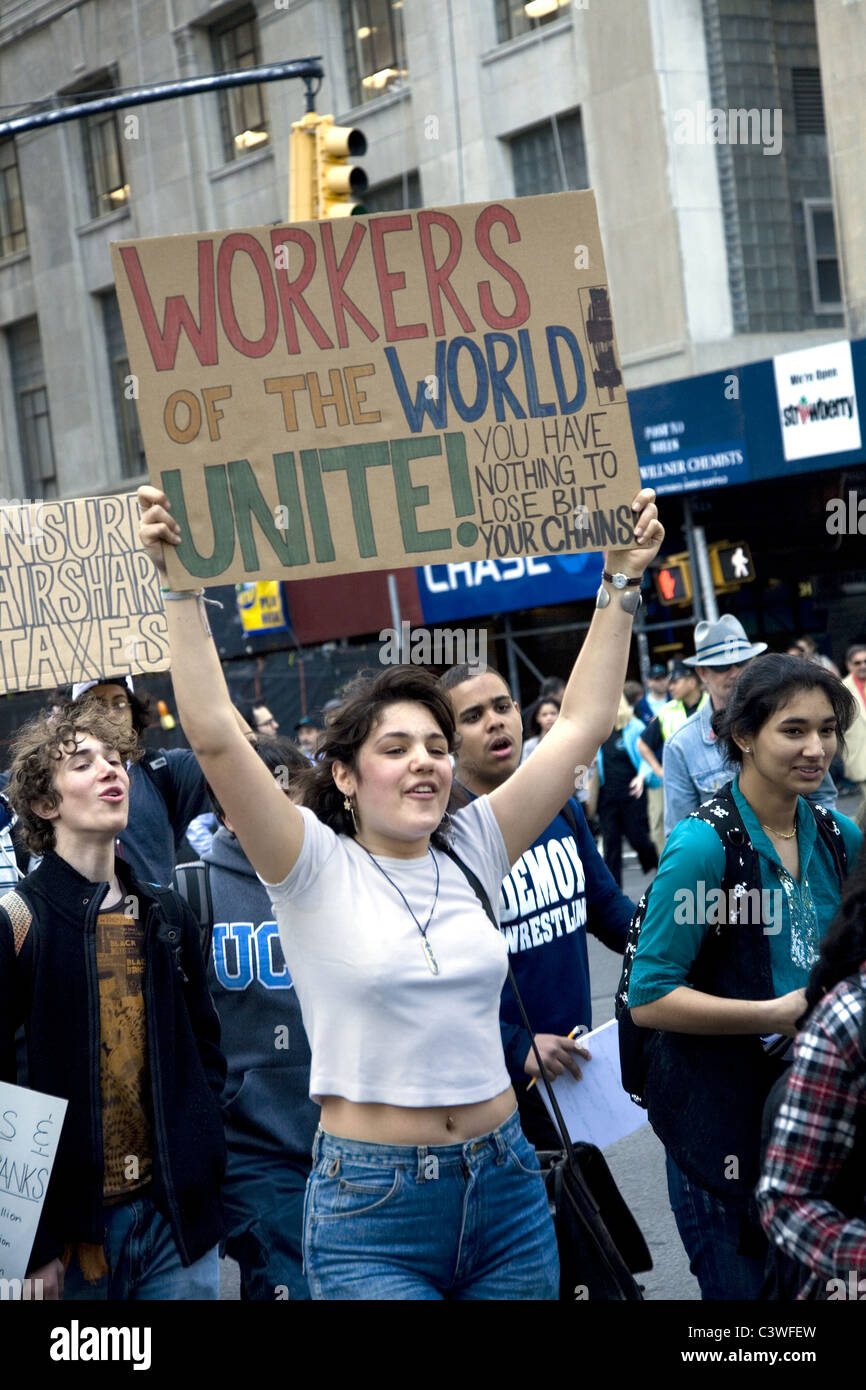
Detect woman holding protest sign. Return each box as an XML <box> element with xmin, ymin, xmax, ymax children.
<box><xmin>622</xmin><ymin>654</ymin><xmax>861</xmax><ymax>1299</ymax></box>
<box><xmin>137</xmin><ymin>481</ymin><xmax>663</xmax><ymax>1300</ymax></box>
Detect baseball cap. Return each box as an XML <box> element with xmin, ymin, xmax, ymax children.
<box><xmin>295</xmin><ymin>712</ymin><xmax>322</xmax><ymax>731</ymax></box>
<box><xmin>648</xmin><ymin>664</ymin><xmax>667</xmax><ymax>679</ymax></box>
<box><xmin>72</xmin><ymin>675</ymin><xmax>134</xmax><ymax>702</ymax></box>
<box><xmin>668</xmin><ymin>661</ymin><xmax>694</xmax><ymax>681</ymax></box>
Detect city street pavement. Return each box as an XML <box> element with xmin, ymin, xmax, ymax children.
<box><xmin>219</xmin><ymin>789</ymin><xmax>861</xmax><ymax>1301</ymax></box>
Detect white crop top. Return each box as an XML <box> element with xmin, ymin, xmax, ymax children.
<box><xmin>261</xmin><ymin>797</ymin><xmax>512</xmax><ymax>1106</ymax></box>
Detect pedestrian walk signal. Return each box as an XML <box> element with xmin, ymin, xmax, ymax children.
<box><xmin>710</xmin><ymin>541</ymin><xmax>754</xmax><ymax>588</ymax></box>
<box><xmin>654</xmin><ymin>554</ymin><xmax>692</xmax><ymax>605</ymax></box>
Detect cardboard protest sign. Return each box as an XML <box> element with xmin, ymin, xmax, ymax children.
<box><xmin>0</xmin><ymin>494</ymin><xmax>169</xmax><ymax>695</ymax></box>
<box><xmin>111</xmin><ymin>192</ymin><xmax>642</xmax><ymax>590</ymax></box>
<box><xmin>0</xmin><ymin>1081</ymin><xmax>67</xmax><ymax>1289</ymax></box>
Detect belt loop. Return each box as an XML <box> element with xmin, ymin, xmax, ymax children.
<box><xmin>416</xmin><ymin>1145</ymin><xmax>428</xmax><ymax>1183</ymax></box>
<box><xmin>493</xmin><ymin>1125</ymin><xmax>508</xmax><ymax>1164</ymax></box>
<box><xmin>312</xmin><ymin>1127</ymin><xmax>322</xmax><ymax>1164</ymax></box>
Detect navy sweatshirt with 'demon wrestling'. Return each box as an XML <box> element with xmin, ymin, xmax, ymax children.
<box><xmin>460</xmin><ymin>788</ymin><xmax>635</xmax><ymax>1083</ymax></box>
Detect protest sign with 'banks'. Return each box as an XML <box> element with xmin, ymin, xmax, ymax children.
<box><xmin>111</xmin><ymin>192</ymin><xmax>642</xmax><ymax>589</ymax></box>
<box><xmin>0</xmin><ymin>1081</ymin><xmax>67</xmax><ymax>1287</ymax></box>
<box><xmin>0</xmin><ymin>494</ymin><xmax>169</xmax><ymax>694</ymax></box>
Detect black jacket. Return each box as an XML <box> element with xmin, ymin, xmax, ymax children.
<box><xmin>0</xmin><ymin>851</ymin><xmax>227</xmax><ymax>1271</ymax></box>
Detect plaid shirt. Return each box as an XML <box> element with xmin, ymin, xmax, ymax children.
<box><xmin>756</xmin><ymin>965</ymin><xmax>866</xmax><ymax>1298</ymax></box>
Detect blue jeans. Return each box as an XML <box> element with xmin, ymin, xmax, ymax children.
<box><xmin>304</xmin><ymin>1108</ymin><xmax>559</xmax><ymax>1300</ymax></box>
<box><xmin>62</xmin><ymin>1194</ymin><xmax>220</xmax><ymax>1301</ymax></box>
<box><xmin>223</xmin><ymin>1153</ymin><xmax>311</xmax><ymax>1301</ymax></box>
<box><xmin>665</xmin><ymin>1153</ymin><xmax>766</xmax><ymax>1300</ymax></box>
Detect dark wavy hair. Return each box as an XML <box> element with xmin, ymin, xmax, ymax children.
<box><xmin>525</xmin><ymin>694</ymin><xmax>561</xmax><ymax>738</ymax></box>
<box><xmin>802</xmin><ymin>836</ymin><xmax>866</xmax><ymax>1023</ymax></box>
<box><xmin>712</xmin><ymin>654</ymin><xmax>856</xmax><ymax>767</ymax></box>
<box><xmin>297</xmin><ymin>666</ymin><xmax>457</xmax><ymax>849</ymax></box>
<box><xmin>7</xmin><ymin>699</ymin><xmax>142</xmax><ymax>855</ymax></box>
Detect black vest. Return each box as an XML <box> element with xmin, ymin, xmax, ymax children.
<box><xmin>617</xmin><ymin>783</ymin><xmax>847</xmax><ymax>1200</ymax></box>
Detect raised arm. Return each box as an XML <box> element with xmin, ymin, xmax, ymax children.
<box><xmin>137</xmin><ymin>487</ymin><xmax>304</xmax><ymax>885</ymax></box>
<box><xmin>487</xmin><ymin>490</ymin><xmax>663</xmax><ymax>864</ymax></box>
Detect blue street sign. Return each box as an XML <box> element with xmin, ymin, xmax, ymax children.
<box><xmin>417</xmin><ymin>553</ymin><xmax>604</xmax><ymax>623</ymax></box>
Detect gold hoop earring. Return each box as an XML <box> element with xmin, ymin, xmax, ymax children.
<box><xmin>343</xmin><ymin>795</ymin><xmax>359</xmax><ymax>835</ymax></box>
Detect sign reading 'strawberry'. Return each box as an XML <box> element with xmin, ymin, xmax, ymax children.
<box><xmin>773</xmin><ymin>340</ymin><xmax>861</xmax><ymax>463</ymax></box>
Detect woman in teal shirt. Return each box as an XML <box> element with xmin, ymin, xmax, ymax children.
<box><xmin>628</xmin><ymin>654</ymin><xmax>861</xmax><ymax>1299</ymax></box>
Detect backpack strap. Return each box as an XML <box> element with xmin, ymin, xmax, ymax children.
<box><xmin>0</xmin><ymin>888</ymin><xmax>33</xmax><ymax>956</ymax></box>
<box><xmin>140</xmin><ymin>752</ymin><xmax>179</xmax><ymax>831</ymax></box>
<box><xmin>808</xmin><ymin>801</ymin><xmax>848</xmax><ymax>886</ymax></box>
<box><xmin>559</xmin><ymin>799</ymin><xmax>581</xmax><ymax>840</ymax></box>
<box><xmin>171</xmin><ymin>861</ymin><xmax>214</xmax><ymax>965</ymax></box>
<box><xmin>440</xmin><ymin>845</ymin><xmax>578</xmax><ymax>1164</ymax></box>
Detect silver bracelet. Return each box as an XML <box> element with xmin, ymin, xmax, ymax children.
<box><xmin>595</xmin><ymin>584</ymin><xmax>642</xmax><ymax>615</ymax></box>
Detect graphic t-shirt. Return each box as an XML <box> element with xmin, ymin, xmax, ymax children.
<box><xmin>95</xmin><ymin>908</ymin><xmax>152</xmax><ymax>1198</ymax></box>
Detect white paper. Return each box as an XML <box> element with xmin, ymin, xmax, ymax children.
<box><xmin>0</xmin><ymin>1081</ymin><xmax>67</xmax><ymax>1288</ymax></box>
<box><xmin>535</xmin><ymin>1018</ymin><xmax>647</xmax><ymax>1150</ymax></box>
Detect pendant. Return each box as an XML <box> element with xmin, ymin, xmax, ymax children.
<box><xmin>421</xmin><ymin>936</ymin><xmax>440</xmax><ymax>976</ymax></box>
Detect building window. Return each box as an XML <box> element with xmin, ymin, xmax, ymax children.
<box><xmin>509</xmin><ymin>109</ymin><xmax>587</xmax><ymax>197</ymax></box>
<box><xmin>101</xmin><ymin>292</ymin><xmax>146</xmax><ymax>479</ymax></box>
<box><xmin>804</xmin><ymin>200</ymin><xmax>843</xmax><ymax>314</ymax></box>
<box><xmin>363</xmin><ymin>170</ymin><xmax>421</xmax><ymax>213</ymax></box>
<box><xmin>495</xmin><ymin>0</ymin><xmax>571</xmax><ymax>44</ymax></box>
<box><xmin>0</xmin><ymin>139</ymin><xmax>27</xmax><ymax>257</ymax></box>
<box><xmin>342</xmin><ymin>1</ymin><xmax>408</xmax><ymax>107</ymax></box>
<box><xmin>76</xmin><ymin>73</ymin><xmax>130</xmax><ymax>219</ymax></box>
<box><xmin>8</xmin><ymin>317</ymin><xmax>57</xmax><ymax>497</ymax></box>
<box><xmin>791</xmin><ymin>68</ymin><xmax>825</xmax><ymax>136</ymax></box>
<box><xmin>18</xmin><ymin>388</ymin><xmax>57</xmax><ymax>493</ymax></box>
<box><xmin>211</xmin><ymin>7</ymin><xmax>269</xmax><ymax>161</ymax></box>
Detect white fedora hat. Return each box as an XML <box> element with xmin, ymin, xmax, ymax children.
<box><xmin>683</xmin><ymin>615</ymin><xmax>767</xmax><ymax>667</ymax></box>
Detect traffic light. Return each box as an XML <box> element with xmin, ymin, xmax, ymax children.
<box><xmin>654</xmin><ymin>552</ymin><xmax>692</xmax><ymax>605</ymax></box>
<box><xmin>709</xmin><ymin>540</ymin><xmax>755</xmax><ymax>588</ymax></box>
<box><xmin>289</xmin><ymin>113</ymin><xmax>367</xmax><ymax>222</ymax></box>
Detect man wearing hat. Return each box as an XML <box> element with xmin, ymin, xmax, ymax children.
<box><xmin>294</xmin><ymin>712</ymin><xmax>323</xmax><ymax>760</ymax></box>
<box><xmin>71</xmin><ymin>676</ymin><xmax>213</xmax><ymax>886</ymax></box>
<box><xmin>662</xmin><ymin>615</ymin><xmax>837</xmax><ymax>836</ymax></box>
<box><xmin>636</xmin><ymin>662</ymin><xmax>708</xmax><ymax>853</ymax></box>
<box><xmin>633</xmin><ymin>664</ymin><xmax>671</xmax><ymax>724</ymax></box>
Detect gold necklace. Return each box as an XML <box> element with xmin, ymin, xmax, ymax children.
<box><xmin>760</xmin><ymin>822</ymin><xmax>797</xmax><ymax>840</ymax></box>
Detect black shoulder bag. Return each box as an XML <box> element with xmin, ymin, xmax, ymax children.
<box><xmin>442</xmin><ymin>846</ymin><xmax>652</xmax><ymax>1301</ymax></box>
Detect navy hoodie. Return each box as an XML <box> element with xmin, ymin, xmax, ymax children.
<box><xmin>460</xmin><ymin>788</ymin><xmax>635</xmax><ymax>1083</ymax></box>
<box><xmin>201</xmin><ymin>827</ymin><xmax>320</xmax><ymax>1164</ymax></box>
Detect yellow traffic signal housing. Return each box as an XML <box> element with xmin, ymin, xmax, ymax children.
<box><xmin>289</xmin><ymin>113</ymin><xmax>367</xmax><ymax>221</ymax></box>
<box><xmin>654</xmin><ymin>552</ymin><xmax>693</xmax><ymax>605</ymax></box>
<box><xmin>709</xmin><ymin>540</ymin><xmax>755</xmax><ymax>588</ymax></box>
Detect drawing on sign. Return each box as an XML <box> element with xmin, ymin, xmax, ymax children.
<box><xmin>730</xmin><ymin>546</ymin><xmax>750</xmax><ymax>579</ymax></box>
<box><xmin>0</xmin><ymin>494</ymin><xmax>170</xmax><ymax>695</ymax></box>
<box><xmin>112</xmin><ymin>193</ymin><xmax>643</xmax><ymax>589</ymax></box>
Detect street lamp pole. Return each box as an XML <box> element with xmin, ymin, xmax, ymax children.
<box><xmin>0</xmin><ymin>59</ymin><xmax>325</xmax><ymax>138</ymax></box>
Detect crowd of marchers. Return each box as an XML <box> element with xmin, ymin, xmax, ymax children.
<box><xmin>0</xmin><ymin>489</ymin><xmax>864</xmax><ymax>1302</ymax></box>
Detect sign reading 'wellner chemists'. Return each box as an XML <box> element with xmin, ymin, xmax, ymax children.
<box><xmin>111</xmin><ymin>192</ymin><xmax>642</xmax><ymax>590</ymax></box>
